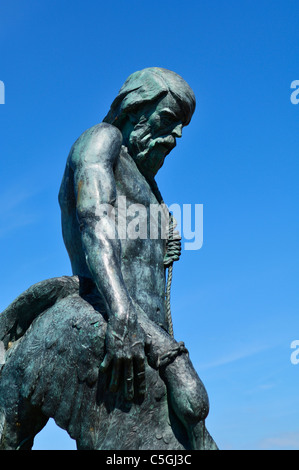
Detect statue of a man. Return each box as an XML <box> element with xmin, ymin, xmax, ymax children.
<box><xmin>59</xmin><ymin>66</ymin><xmax>209</xmax><ymax>442</ymax></box>
<box><xmin>59</xmin><ymin>67</ymin><xmax>194</xmax><ymax>394</ymax></box>
<box><xmin>0</xmin><ymin>68</ymin><xmax>217</xmax><ymax>450</ymax></box>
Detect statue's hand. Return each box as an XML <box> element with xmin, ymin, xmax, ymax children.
<box><xmin>99</xmin><ymin>305</ymin><xmax>146</xmax><ymax>401</ymax></box>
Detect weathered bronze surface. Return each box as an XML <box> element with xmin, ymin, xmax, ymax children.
<box><xmin>0</xmin><ymin>68</ymin><xmax>217</xmax><ymax>450</ymax></box>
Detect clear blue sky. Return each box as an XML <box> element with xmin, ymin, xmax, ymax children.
<box><xmin>0</xmin><ymin>0</ymin><xmax>298</xmax><ymax>450</ymax></box>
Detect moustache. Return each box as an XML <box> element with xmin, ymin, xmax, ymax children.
<box><xmin>149</xmin><ymin>135</ymin><xmax>176</xmax><ymax>149</ymax></box>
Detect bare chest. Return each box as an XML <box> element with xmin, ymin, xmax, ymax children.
<box><xmin>113</xmin><ymin>147</ymin><xmax>169</xmax><ymax>244</ymax></box>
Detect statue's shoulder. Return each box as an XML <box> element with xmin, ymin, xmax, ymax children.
<box><xmin>70</xmin><ymin>123</ymin><xmax>123</xmax><ymax>169</ymax></box>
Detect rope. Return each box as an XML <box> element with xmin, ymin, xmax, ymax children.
<box><xmin>164</xmin><ymin>214</ymin><xmax>181</xmax><ymax>338</ymax></box>
<box><xmin>165</xmin><ymin>264</ymin><xmax>174</xmax><ymax>337</ymax></box>
<box><xmin>156</xmin><ymin>341</ymin><xmax>188</xmax><ymax>369</ymax></box>
<box><xmin>147</xmin><ymin>178</ymin><xmax>178</xmax><ymax>338</ymax></box>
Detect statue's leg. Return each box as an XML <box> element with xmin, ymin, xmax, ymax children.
<box><xmin>0</xmin><ymin>288</ymin><xmax>106</xmax><ymax>451</ymax></box>
<box><xmin>0</xmin><ymin>402</ymin><xmax>48</xmax><ymax>450</ymax></box>
<box><xmin>161</xmin><ymin>355</ymin><xmax>217</xmax><ymax>450</ymax></box>
<box><xmin>135</xmin><ymin>307</ymin><xmax>216</xmax><ymax>450</ymax></box>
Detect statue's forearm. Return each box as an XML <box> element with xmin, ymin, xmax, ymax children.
<box><xmin>81</xmin><ymin>224</ymin><xmax>131</xmax><ymax>320</ymax></box>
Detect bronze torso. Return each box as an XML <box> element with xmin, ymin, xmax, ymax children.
<box><xmin>59</xmin><ymin>143</ymin><xmax>168</xmax><ymax>330</ymax></box>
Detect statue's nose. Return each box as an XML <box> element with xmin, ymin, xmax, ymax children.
<box><xmin>172</xmin><ymin>124</ymin><xmax>183</xmax><ymax>138</ymax></box>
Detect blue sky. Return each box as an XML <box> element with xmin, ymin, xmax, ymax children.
<box><xmin>0</xmin><ymin>0</ymin><xmax>298</xmax><ymax>450</ymax></box>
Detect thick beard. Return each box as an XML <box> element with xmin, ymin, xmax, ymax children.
<box><xmin>128</xmin><ymin>123</ymin><xmax>151</xmax><ymax>158</ymax></box>
<box><xmin>128</xmin><ymin>125</ymin><xmax>173</xmax><ymax>178</ymax></box>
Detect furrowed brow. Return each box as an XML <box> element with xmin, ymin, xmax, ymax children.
<box><xmin>160</xmin><ymin>108</ymin><xmax>177</xmax><ymax>118</ymax></box>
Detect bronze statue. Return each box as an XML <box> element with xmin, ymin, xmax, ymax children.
<box><xmin>0</xmin><ymin>68</ymin><xmax>217</xmax><ymax>450</ymax></box>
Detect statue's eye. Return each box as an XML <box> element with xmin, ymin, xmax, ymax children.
<box><xmin>160</xmin><ymin>113</ymin><xmax>175</xmax><ymax>127</ymax></box>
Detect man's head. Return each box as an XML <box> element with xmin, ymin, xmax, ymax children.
<box><xmin>103</xmin><ymin>67</ymin><xmax>196</xmax><ymax>178</ymax></box>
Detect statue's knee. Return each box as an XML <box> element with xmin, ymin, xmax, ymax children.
<box><xmin>163</xmin><ymin>352</ymin><xmax>210</xmax><ymax>425</ymax></box>
<box><xmin>180</xmin><ymin>381</ymin><xmax>210</xmax><ymax>425</ymax></box>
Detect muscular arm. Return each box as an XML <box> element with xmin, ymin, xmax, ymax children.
<box><xmin>70</xmin><ymin>123</ymin><xmax>145</xmax><ymax>399</ymax></box>
<box><xmin>72</xmin><ymin>124</ymin><xmax>129</xmax><ymax>318</ymax></box>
